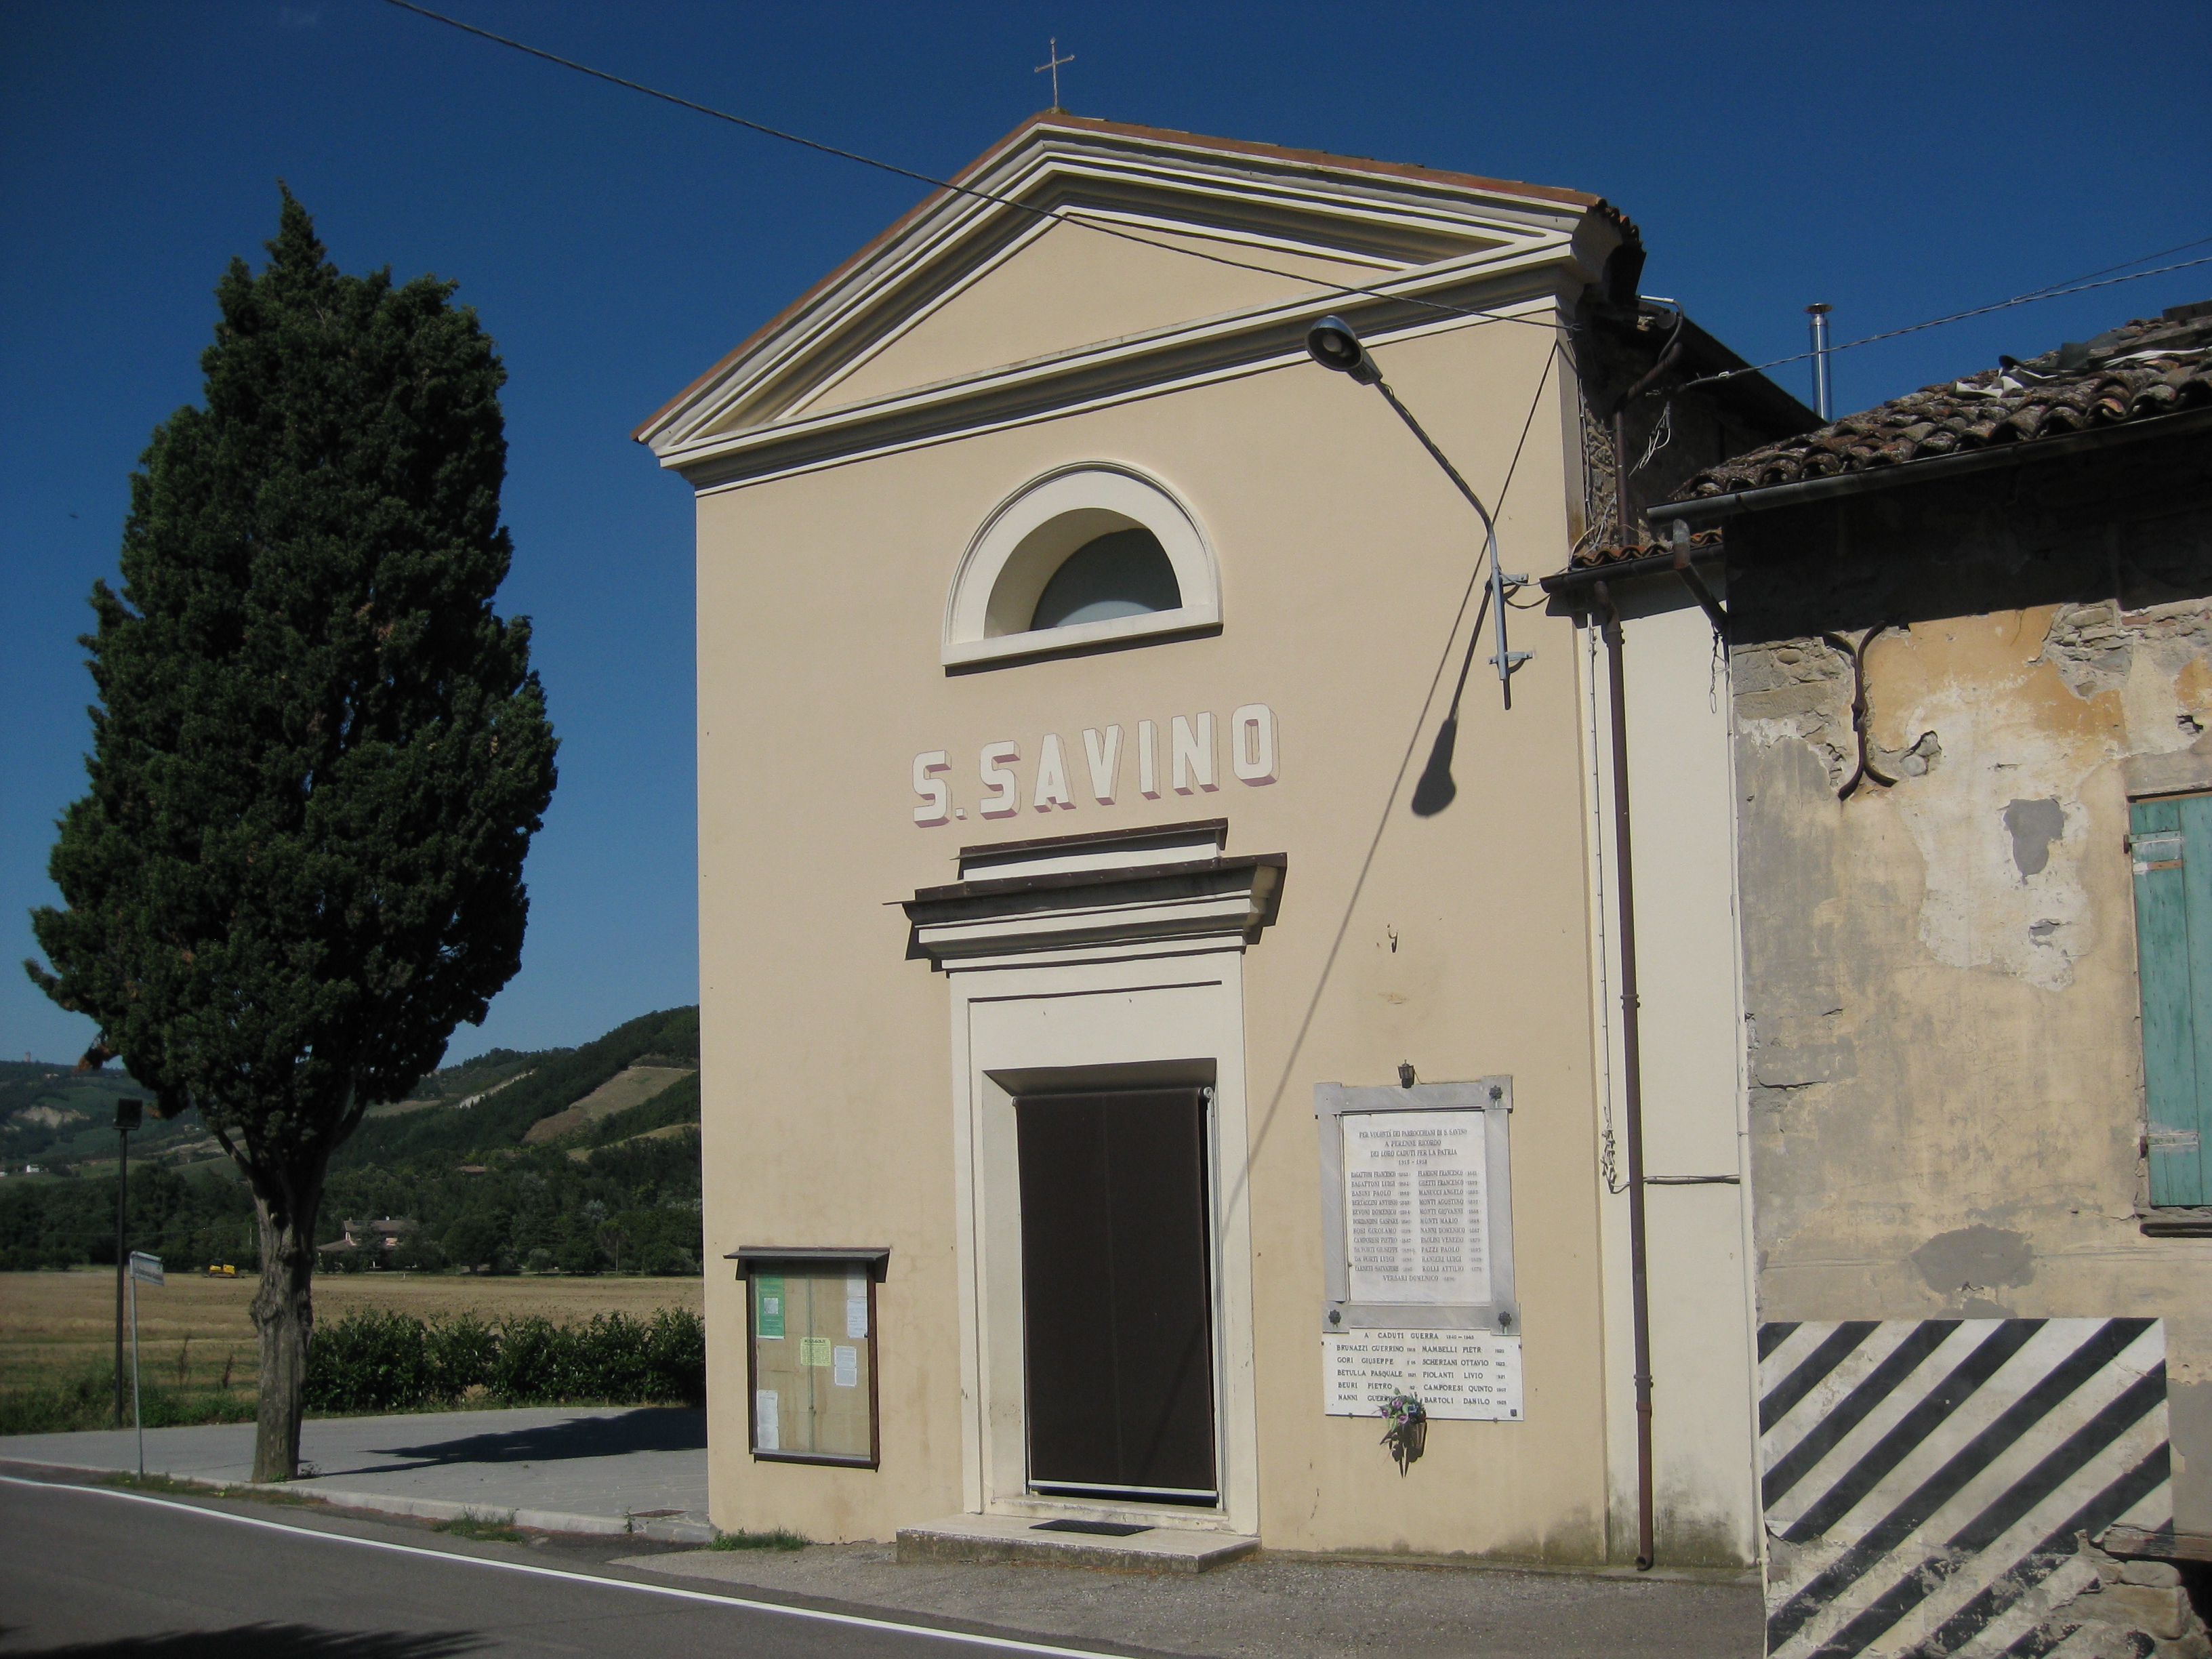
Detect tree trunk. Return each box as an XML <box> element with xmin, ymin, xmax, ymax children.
<box><xmin>249</xmin><ymin>1184</ymin><xmax>321</xmax><ymax>1482</ymax></box>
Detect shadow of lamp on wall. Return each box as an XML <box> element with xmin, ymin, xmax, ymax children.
<box><xmin>1306</xmin><ymin>314</ymin><xmax>1530</xmax><ymax>819</ymax></box>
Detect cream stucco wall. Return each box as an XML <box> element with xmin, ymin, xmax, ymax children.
<box><xmin>667</xmin><ymin>119</ymin><xmax>1765</xmax><ymax>1565</ymax></box>
<box><xmin>691</xmin><ymin>308</ymin><xmax>1658</xmax><ymax>1557</ymax></box>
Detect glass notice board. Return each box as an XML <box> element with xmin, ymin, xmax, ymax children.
<box><xmin>747</xmin><ymin>1262</ymin><xmax>879</xmax><ymax>1466</ymax></box>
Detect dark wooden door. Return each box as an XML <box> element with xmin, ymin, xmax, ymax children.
<box><xmin>1016</xmin><ymin>1088</ymin><xmax>1217</xmax><ymax>1502</ymax></box>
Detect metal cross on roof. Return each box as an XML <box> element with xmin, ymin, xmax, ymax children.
<box><xmin>1034</xmin><ymin>38</ymin><xmax>1073</xmax><ymax>110</ymax></box>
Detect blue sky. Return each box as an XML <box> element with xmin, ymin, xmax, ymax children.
<box><xmin>4</xmin><ymin>0</ymin><xmax>2207</xmax><ymax>1067</ymax></box>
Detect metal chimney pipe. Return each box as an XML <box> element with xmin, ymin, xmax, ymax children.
<box><xmin>1806</xmin><ymin>303</ymin><xmax>1834</xmax><ymax>419</ymax></box>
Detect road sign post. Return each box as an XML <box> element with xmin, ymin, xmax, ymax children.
<box><xmin>127</xmin><ymin>1250</ymin><xmax>163</xmax><ymax>1478</ymax></box>
<box><xmin>112</xmin><ymin>1097</ymin><xmax>142</xmax><ymax>1429</ymax></box>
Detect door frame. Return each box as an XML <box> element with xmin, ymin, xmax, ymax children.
<box><xmin>946</xmin><ymin>942</ymin><xmax>1260</xmax><ymax>1536</ymax></box>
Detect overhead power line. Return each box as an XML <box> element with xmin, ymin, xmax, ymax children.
<box><xmin>380</xmin><ymin>1</ymin><xmax>2211</xmax><ymax>396</ymax></box>
<box><xmin>2013</xmin><ymin>233</ymin><xmax>2212</xmax><ymax>300</ymax></box>
<box><xmin>377</xmin><ymin>0</ymin><xmax>1562</xmax><ymax>338</ymax></box>
<box><xmin>1683</xmin><ymin>244</ymin><xmax>2212</xmax><ymax>391</ymax></box>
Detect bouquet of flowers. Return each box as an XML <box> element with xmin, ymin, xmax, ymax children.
<box><xmin>1378</xmin><ymin>1389</ymin><xmax>1427</xmax><ymax>1475</ymax></box>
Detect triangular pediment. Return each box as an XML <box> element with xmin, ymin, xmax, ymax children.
<box><xmin>639</xmin><ymin>116</ymin><xmax>1622</xmax><ymax>461</ymax></box>
<box><xmin>778</xmin><ymin>215</ymin><xmax>1406</xmax><ymax>423</ymax></box>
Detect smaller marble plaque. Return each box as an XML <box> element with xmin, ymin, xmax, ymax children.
<box><xmin>1323</xmin><ymin>1330</ymin><xmax>1523</xmax><ymax>1421</ymax></box>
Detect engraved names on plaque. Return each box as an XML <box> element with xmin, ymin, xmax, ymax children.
<box><xmin>1322</xmin><ymin>1330</ymin><xmax>1523</xmax><ymax>1420</ymax></box>
<box><xmin>1342</xmin><ymin>1109</ymin><xmax>1490</xmax><ymax>1307</ymax></box>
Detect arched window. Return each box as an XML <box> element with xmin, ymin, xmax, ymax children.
<box><xmin>944</xmin><ymin>466</ymin><xmax>1221</xmax><ymax>667</ymax></box>
<box><xmin>1029</xmin><ymin>528</ymin><xmax>1181</xmax><ymax>629</ymax></box>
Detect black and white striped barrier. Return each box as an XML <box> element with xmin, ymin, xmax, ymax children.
<box><xmin>1759</xmin><ymin>1318</ymin><xmax>2174</xmax><ymax>1658</ymax></box>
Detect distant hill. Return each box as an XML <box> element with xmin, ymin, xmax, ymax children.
<box><xmin>1</xmin><ymin>1006</ymin><xmax>708</xmax><ymax>1277</ymax></box>
<box><xmin>521</xmin><ymin>1064</ymin><xmax>696</xmax><ymax>1145</ymax></box>
<box><xmin>361</xmin><ymin>1048</ymin><xmax>548</xmax><ymax>1121</ymax></box>
<box><xmin>334</xmin><ymin>1006</ymin><xmax>700</xmax><ymax>1168</ymax></box>
<box><xmin>0</xmin><ymin>1063</ymin><xmax>221</xmax><ymax>1173</ymax></box>
<box><xmin>3</xmin><ymin>1005</ymin><xmax>702</xmax><ymax>1178</ymax></box>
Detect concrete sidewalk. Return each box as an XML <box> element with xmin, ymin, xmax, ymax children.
<box><xmin>614</xmin><ymin>1540</ymin><xmax>1764</xmax><ymax>1659</ymax></box>
<box><xmin>0</xmin><ymin>1404</ymin><xmax>712</xmax><ymax>1540</ymax></box>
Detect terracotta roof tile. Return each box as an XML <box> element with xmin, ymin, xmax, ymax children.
<box><xmin>1569</xmin><ymin>527</ymin><xmax>1724</xmax><ymax>569</ymax></box>
<box><xmin>1675</xmin><ymin>304</ymin><xmax>2212</xmax><ymax>501</ymax></box>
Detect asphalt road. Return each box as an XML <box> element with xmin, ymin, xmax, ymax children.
<box><xmin>0</xmin><ymin>1477</ymin><xmax>1128</xmax><ymax>1659</ymax></box>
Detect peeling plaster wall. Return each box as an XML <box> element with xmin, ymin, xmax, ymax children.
<box><xmin>1725</xmin><ymin>429</ymin><xmax>2212</xmax><ymax>1538</ymax></box>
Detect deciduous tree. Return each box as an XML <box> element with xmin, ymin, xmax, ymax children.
<box><xmin>27</xmin><ymin>190</ymin><xmax>558</xmax><ymax>1481</ymax></box>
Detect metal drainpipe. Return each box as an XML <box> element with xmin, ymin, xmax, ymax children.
<box><xmin>1602</xmin><ymin>320</ymin><xmax>1673</xmax><ymax>1571</ymax></box>
<box><xmin>1594</xmin><ymin>575</ymin><xmax>1657</xmax><ymax>1573</ymax></box>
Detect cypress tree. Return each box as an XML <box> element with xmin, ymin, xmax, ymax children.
<box><xmin>27</xmin><ymin>190</ymin><xmax>558</xmax><ymax>1480</ymax></box>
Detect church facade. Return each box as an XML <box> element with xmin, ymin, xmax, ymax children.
<box><xmin>640</xmin><ymin>115</ymin><xmax>1808</xmax><ymax>1565</ymax></box>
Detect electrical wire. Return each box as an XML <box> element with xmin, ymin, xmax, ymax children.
<box><xmin>378</xmin><ymin>0</ymin><xmax>1566</xmax><ymax>339</ymax></box>
<box><xmin>1494</xmin><ymin>342</ymin><xmax>1563</xmax><ymax>511</ymax></box>
<box><xmin>2010</xmin><ymin>233</ymin><xmax>2212</xmax><ymax>302</ymax></box>
<box><xmin>1681</xmin><ymin>247</ymin><xmax>2212</xmax><ymax>391</ymax></box>
<box><xmin>1630</xmin><ymin>398</ymin><xmax>1673</xmax><ymax>474</ymax></box>
<box><xmin>380</xmin><ymin>1</ymin><xmax>2210</xmax><ymax>403</ymax></box>
<box><xmin>1496</xmin><ymin>344</ymin><xmax>1568</xmax><ymax>607</ymax></box>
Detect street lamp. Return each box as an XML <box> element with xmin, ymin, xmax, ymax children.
<box><xmin>1305</xmin><ymin>314</ymin><xmax>1380</xmax><ymax>385</ymax></box>
<box><xmin>113</xmin><ymin>1096</ymin><xmax>142</xmax><ymax>1428</ymax></box>
<box><xmin>1305</xmin><ymin>314</ymin><xmax>1529</xmax><ymax>707</ymax></box>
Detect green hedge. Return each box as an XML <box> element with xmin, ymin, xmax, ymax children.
<box><xmin>304</xmin><ymin>1307</ymin><xmax>703</xmax><ymax>1414</ymax></box>
<box><xmin>0</xmin><ymin>1370</ymin><xmax>257</xmax><ymax>1437</ymax></box>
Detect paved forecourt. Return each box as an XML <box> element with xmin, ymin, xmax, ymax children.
<box><xmin>0</xmin><ymin>1403</ymin><xmax>712</xmax><ymax>1538</ymax></box>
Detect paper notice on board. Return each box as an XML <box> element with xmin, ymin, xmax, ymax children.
<box><xmin>832</xmin><ymin>1345</ymin><xmax>859</xmax><ymax>1388</ymax></box>
<box><xmin>755</xmin><ymin>1389</ymin><xmax>780</xmax><ymax>1450</ymax></box>
<box><xmin>1342</xmin><ymin>1109</ymin><xmax>1489</xmax><ymax>1306</ymax></box>
<box><xmin>846</xmin><ymin>1271</ymin><xmax>869</xmax><ymax>1339</ymax></box>
<box><xmin>801</xmin><ymin>1336</ymin><xmax>832</xmax><ymax>1368</ymax></box>
<box><xmin>756</xmin><ymin>1277</ymin><xmax>785</xmax><ymax>1339</ymax></box>
<box><xmin>1322</xmin><ymin>1331</ymin><xmax>1522</xmax><ymax>1421</ymax></box>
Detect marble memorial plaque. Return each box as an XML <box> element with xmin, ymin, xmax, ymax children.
<box><xmin>1341</xmin><ymin>1109</ymin><xmax>1490</xmax><ymax>1307</ymax></box>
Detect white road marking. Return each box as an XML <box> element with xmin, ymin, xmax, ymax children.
<box><xmin>0</xmin><ymin>1474</ymin><xmax>1118</xmax><ymax>1657</ymax></box>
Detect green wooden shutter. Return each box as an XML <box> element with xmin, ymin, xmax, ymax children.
<box><xmin>2132</xmin><ymin>794</ymin><xmax>2211</xmax><ymax>1206</ymax></box>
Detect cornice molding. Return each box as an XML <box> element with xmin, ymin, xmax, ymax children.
<box><xmin>663</xmin><ymin>266</ymin><xmax>1572</xmax><ymax>494</ymax></box>
<box><xmin>903</xmin><ymin>855</ymin><xmax>1285</xmax><ymax>967</ymax></box>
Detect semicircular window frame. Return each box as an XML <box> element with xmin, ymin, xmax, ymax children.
<box><xmin>943</xmin><ymin>465</ymin><xmax>1221</xmax><ymax>668</ymax></box>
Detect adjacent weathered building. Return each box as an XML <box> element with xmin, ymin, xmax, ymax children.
<box><xmin>1637</xmin><ymin>305</ymin><xmax>2212</xmax><ymax>1655</ymax></box>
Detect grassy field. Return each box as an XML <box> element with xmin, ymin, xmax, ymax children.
<box><xmin>0</xmin><ymin>1267</ymin><xmax>706</xmax><ymax>1429</ymax></box>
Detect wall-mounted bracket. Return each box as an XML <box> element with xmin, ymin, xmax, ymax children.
<box><xmin>1669</xmin><ymin>521</ymin><xmax>1728</xmax><ymax>637</ymax></box>
<box><xmin>1821</xmin><ymin>624</ymin><xmax>1899</xmax><ymax>800</ymax></box>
